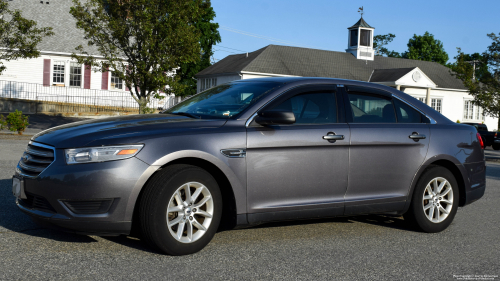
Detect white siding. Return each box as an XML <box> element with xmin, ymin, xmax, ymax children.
<box><xmin>0</xmin><ymin>55</ymin><xmax>45</xmax><ymax>84</ymax></box>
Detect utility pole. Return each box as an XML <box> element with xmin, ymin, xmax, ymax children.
<box><xmin>465</xmin><ymin>60</ymin><xmax>481</xmax><ymax>81</ymax></box>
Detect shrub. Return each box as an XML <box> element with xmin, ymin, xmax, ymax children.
<box><xmin>6</xmin><ymin>110</ymin><xmax>29</xmax><ymax>135</ymax></box>
<box><xmin>0</xmin><ymin>114</ymin><xmax>7</xmax><ymax>130</ymax></box>
<box><xmin>456</xmin><ymin>120</ymin><xmax>461</xmax><ymax>123</ymax></box>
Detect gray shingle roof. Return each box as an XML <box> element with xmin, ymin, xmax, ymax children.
<box><xmin>197</xmin><ymin>45</ymin><xmax>465</xmax><ymax>90</ymax></box>
<box><xmin>369</xmin><ymin>68</ymin><xmax>416</xmax><ymax>82</ymax></box>
<box><xmin>349</xmin><ymin>17</ymin><xmax>374</xmax><ymax>29</ymax></box>
<box><xmin>8</xmin><ymin>0</ymin><xmax>99</xmax><ymax>55</ymax></box>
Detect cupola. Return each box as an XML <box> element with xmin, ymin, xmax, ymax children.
<box><xmin>346</xmin><ymin>17</ymin><xmax>375</xmax><ymax>61</ymax></box>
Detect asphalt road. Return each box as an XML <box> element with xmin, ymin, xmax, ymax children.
<box><xmin>1</xmin><ymin>139</ymin><xmax>499</xmax><ymax>281</ymax></box>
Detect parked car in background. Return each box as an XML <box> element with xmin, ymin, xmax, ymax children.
<box><xmin>462</xmin><ymin>123</ymin><xmax>499</xmax><ymax>149</ymax></box>
<box><xmin>13</xmin><ymin>78</ymin><xmax>486</xmax><ymax>255</ymax></box>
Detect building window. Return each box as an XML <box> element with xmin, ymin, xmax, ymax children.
<box><xmin>70</xmin><ymin>63</ymin><xmax>82</xmax><ymax>87</ymax></box>
<box><xmin>350</xmin><ymin>29</ymin><xmax>358</xmax><ymax>46</ymax></box>
<box><xmin>431</xmin><ymin>98</ymin><xmax>442</xmax><ymax>113</ymax></box>
<box><xmin>417</xmin><ymin>97</ymin><xmax>425</xmax><ymax>103</ymax></box>
<box><xmin>464</xmin><ymin>100</ymin><xmax>474</xmax><ymax>120</ymax></box>
<box><xmin>53</xmin><ymin>61</ymin><xmax>65</xmax><ymax>85</ymax></box>
<box><xmin>110</xmin><ymin>72</ymin><xmax>123</xmax><ymax>90</ymax></box>
<box><xmin>476</xmin><ymin>106</ymin><xmax>483</xmax><ymax>120</ymax></box>
<box><xmin>200</xmin><ymin>78</ymin><xmax>217</xmax><ymax>92</ymax></box>
<box><xmin>360</xmin><ymin>29</ymin><xmax>371</xmax><ymax>47</ymax></box>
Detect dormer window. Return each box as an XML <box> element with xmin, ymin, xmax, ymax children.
<box><xmin>360</xmin><ymin>30</ymin><xmax>371</xmax><ymax>47</ymax></box>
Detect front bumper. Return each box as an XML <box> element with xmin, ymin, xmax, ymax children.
<box><xmin>15</xmin><ymin>153</ymin><xmax>151</xmax><ymax>236</ymax></box>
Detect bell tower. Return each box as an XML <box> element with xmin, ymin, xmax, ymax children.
<box><xmin>346</xmin><ymin>8</ymin><xmax>375</xmax><ymax>61</ymax></box>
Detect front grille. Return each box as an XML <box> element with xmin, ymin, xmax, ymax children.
<box><xmin>16</xmin><ymin>142</ymin><xmax>55</xmax><ymax>178</ymax></box>
<box><xmin>19</xmin><ymin>192</ymin><xmax>56</xmax><ymax>213</ymax></box>
<box><xmin>62</xmin><ymin>199</ymin><xmax>114</xmax><ymax>214</ymax></box>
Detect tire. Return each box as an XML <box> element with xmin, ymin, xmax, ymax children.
<box><xmin>493</xmin><ymin>144</ymin><xmax>500</xmax><ymax>150</ymax></box>
<box><xmin>404</xmin><ymin>165</ymin><xmax>459</xmax><ymax>233</ymax></box>
<box><xmin>139</xmin><ymin>164</ymin><xmax>222</xmax><ymax>255</ymax></box>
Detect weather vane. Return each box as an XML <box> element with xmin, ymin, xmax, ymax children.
<box><xmin>358</xmin><ymin>6</ymin><xmax>364</xmax><ymax>17</ymax></box>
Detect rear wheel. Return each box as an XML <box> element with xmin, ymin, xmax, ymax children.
<box><xmin>139</xmin><ymin>164</ymin><xmax>222</xmax><ymax>255</ymax></box>
<box><xmin>404</xmin><ymin>166</ymin><xmax>459</xmax><ymax>233</ymax></box>
<box><xmin>493</xmin><ymin>143</ymin><xmax>500</xmax><ymax>150</ymax></box>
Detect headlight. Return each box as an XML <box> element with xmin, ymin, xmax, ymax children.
<box><xmin>65</xmin><ymin>145</ymin><xmax>144</xmax><ymax>165</ymax></box>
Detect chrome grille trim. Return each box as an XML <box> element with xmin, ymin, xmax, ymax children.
<box><xmin>26</xmin><ymin>146</ymin><xmax>54</xmax><ymax>158</ymax></box>
<box><xmin>16</xmin><ymin>142</ymin><xmax>56</xmax><ymax>179</ymax></box>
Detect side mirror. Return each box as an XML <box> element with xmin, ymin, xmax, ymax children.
<box><xmin>254</xmin><ymin>110</ymin><xmax>296</xmax><ymax>125</ymax></box>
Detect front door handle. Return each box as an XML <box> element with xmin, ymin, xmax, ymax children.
<box><xmin>323</xmin><ymin>133</ymin><xmax>344</xmax><ymax>141</ymax></box>
<box><xmin>409</xmin><ymin>134</ymin><xmax>426</xmax><ymax>140</ymax></box>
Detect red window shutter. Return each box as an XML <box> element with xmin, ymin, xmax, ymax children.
<box><xmin>84</xmin><ymin>64</ymin><xmax>91</xmax><ymax>89</ymax></box>
<box><xmin>101</xmin><ymin>69</ymin><xmax>109</xmax><ymax>90</ymax></box>
<box><xmin>43</xmin><ymin>59</ymin><xmax>51</xmax><ymax>87</ymax></box>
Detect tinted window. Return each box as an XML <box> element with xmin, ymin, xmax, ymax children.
<box><xmin>348</xmin><ymin>93</ymin><xmax>396</xmax><ymax>123</ymax></box>
<box><xmin>163</xmin><ymin>82</ymin><xmax>281</xmax><ymax>119</ymax></box>
<box><xmin>394</xmin><ymin>99</ymin><xmax>422</xmax><ymax>123</ymax></box>
<box><xmin>269</xmin><ymin>92</ymin><xmax>337</xmax><ymax>124</ymax></box>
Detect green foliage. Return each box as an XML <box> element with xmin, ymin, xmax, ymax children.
<box><xmin>452</xmin><ymin>33</ymin><xmax>500</xmax><ymax>128</ymax></box>
<box><xmin>177</xmin><ymin>1</ymin><xmax>221</xmax><ymax>97</ymax></box>
<box><xmin>373</xmin><ymin>33</ymin><xmax>397</xmax><ymax>57</ymax></box>
<box><xmin>404</xmin><ymin>32</ymin><xmax>449</xmax><ymax>65</ymax></box>
<box><xmin>456</xmin><ymin>120</ymin><xmax>461</xmax><ymax>123</ymax></box>
<box><xmin>5</xmin><ymin>110</ymin><xmax>29</xmax><ymax>135</ymax></box>
<box><xmin>0</xmin><ymin>114</ymin><xmax>6</xmax><ymax>130</ymax></box>
<box><xmin>447</xmin><ymin>52</ymin><xmax>490</xmax><ymax>81</ymax></box>
<box><xmin>0</xmin><ymin>1</ymin><xmax>54</xmax><ymax>75</ymax></box>
<box><xmin>70</xmin><ymin>0</ymin><xmax>205</xmax><ymax>113</ymax></box>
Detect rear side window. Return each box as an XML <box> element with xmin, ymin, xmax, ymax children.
<box><xmin>393</xmin><ymin>99</ymin><xmax>423</xmax><ymax>123</ymax></box>
<box><xmin>269</xmin><ymin>92</ymin><xmax>337</xmax><ymax>124</ymax></box>
<box><xmin>348</xmin><ymin>92</ymin><xmax>396</xmax><ymax>123</ymax></box>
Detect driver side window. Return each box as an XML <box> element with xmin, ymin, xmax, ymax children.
<box><xmin>269</xmin><ymin>92</ymin><xmax>337</xmax><ymax>124</ymax></box>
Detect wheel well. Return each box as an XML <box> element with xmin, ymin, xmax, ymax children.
<box><xmin>429</xmin><ymin>160</ymin><xmax>467</xmax><ymax>206</ymax></box>
<box><xmin>131</xmin><ymin>157</ymin><xmax>238</xmax><ymax>236</ymax></box>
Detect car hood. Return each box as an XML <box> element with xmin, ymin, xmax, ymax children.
<box><xmin>31</xmin><ymin>114</ymin><xmax>227</xmax><ymax>148</ymax></box>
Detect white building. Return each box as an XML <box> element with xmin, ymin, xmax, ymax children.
<box><xmin>0</xmin><ymin>1</ymin><xmax>172</xmax><ymax>110</ymax></box>
<box><xmin>196</xmin><ymin>17</ymin><xmax>497</xmax><ymax>129</ymax></box>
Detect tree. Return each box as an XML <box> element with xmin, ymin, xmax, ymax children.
<box><xmin>176</xmin><ymin>0</ymin><xmax>220</xmax><ymax>97</ymax></box>
<box><xmin>0</xmin><ymin>1</ymin><xmax>54</xmax><ymax>75</ymax></box>
<box><xmin>403</xmin><ymin>32</ymin><xmax>449</xmax><ymax>65</ymax></box>
<box><xmin>373</xmin><ymin>33</ymin><xmax>400</xmax><ymax>57</ymax></box>
<box><xmin>70</xmin><ymin>0</ymin><xmax>205</xmax><ymax>113</ymax></box>
<box><xmin>452</xmin><ymin>33</ymin><xmax>500</xmax><ymax>128</ymax></box>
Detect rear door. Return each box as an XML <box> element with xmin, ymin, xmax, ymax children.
<box><xmin>342</xmin><ymin>86</ymin><xmax>430</xmax><ymax>215</ymax></box>
<box><xmin>246</xmin><ymin>85</ymin><xmax>350</xmax><ymax>223</ymax></box>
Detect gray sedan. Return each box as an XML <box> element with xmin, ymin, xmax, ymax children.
<box><xmin>13</xmin><ymin>77</ymin><xmax>486</xmax><ymax>255</ymax></box>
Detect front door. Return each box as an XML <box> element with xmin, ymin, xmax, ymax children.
<box><xmin>342</xmin><ymin>86</ymin><xmax>430</xmax><ymax>215</ymax></box>
<box><xmin>245</xmin><ymin>85</ymin><xmax>350</xmax><ymax>223</ymax></box>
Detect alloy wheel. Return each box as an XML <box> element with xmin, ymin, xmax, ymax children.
<box><xmin>422</xmin><ymin>177</ymin><xmax>454</xmax><ymax>223</ymax></box>
<box><xmin>166</xmin><ymin>182</ymin><xmax>214</xmax><ymax>243</ymax></box>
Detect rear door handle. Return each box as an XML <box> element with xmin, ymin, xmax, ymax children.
<box><xmin>323</xmin><ymin>134</ymin><xmax>344</xmax><ymax>140</ymax></box>
<box><xmin>409</xmin><ymin>134</ymin><xmax>426</xmax><ymax>140</ymax></box>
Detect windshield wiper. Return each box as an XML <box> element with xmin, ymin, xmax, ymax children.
<box><xmin>169</xmin><ymin>112</ymin><xmax>201</xmax><ymax>119</ymax></box>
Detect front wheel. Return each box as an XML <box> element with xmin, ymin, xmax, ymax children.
<box><xmin>139</xmin><ymin>164</ymin><xmax>222</xmax><ymax>255</ymax></box>
<box><xmin>404</xmin><ymin>166</ymin><xmax>459</xmax><ymax>233</ymax></box>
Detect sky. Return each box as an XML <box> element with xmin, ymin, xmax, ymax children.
<box><xmin>210</xmin><ymin>0</ymin><xmax>500</xmax><ymax>64</ymax></box>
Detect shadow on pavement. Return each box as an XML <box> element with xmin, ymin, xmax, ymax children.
<box><xmin>486</xmin><ymin>163</ymin><xmax>500</xmax><ymax>180</ymax></box>
<box><xmin>0</xmin><ymin>179</ymin><xmax>97</xmax><ymax>244</ymax></box>
<box><xmin>250</xmin><ymin>214</ymin><xmax>416</xmax><ymax>232</ymax></box>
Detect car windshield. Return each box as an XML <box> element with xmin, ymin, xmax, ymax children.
<box><xmin>162</xmin><ymin>82</ymin><xmax>282</xmax><ymax>119</ymax></box>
